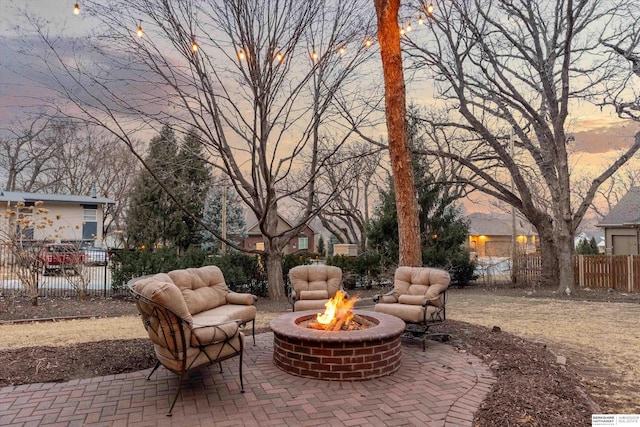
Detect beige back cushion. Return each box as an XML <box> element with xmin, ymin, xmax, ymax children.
<box><xmin>289</xmin><ymin>265</ymin><xmax>342</xmax><ymax>298</ymax></box>
<box><xmin>168</xmin><ymin>266</ymin><xmax>229</xmax><ymax>315</ymax></box>
<box><xmin>393</xmin><ymin>267</ymin><xmax>450</xmax><ymax>299</ymax></box>
<box><xmin>132</xmin><ymin>273</ymin><xmax>192</xmax><ymax>323</ymax></box>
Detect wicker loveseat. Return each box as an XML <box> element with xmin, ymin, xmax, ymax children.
<box><xmin>128</xmin><ymin>265</ymin><xmax>257</xmax><ymax>415</ymax></box>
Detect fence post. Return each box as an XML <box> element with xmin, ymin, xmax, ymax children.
<box><xmin>629</xmin><ymin>255</ymin><xmax>633</xmax><ymax>293</ymax></box>
<box><xmin>578</xmin><ymin>255</ymin><xmax>584</xmax><ymax>288</ymax></box>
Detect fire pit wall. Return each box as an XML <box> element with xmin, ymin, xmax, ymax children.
<box><xmin>270</xmin><ymin>310</ymin><xmax>405</xmax><ymax>381</ymax></box>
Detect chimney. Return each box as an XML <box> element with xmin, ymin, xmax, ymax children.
<box><xmin>91</xmin><ymin>182</ymin><xmax>97</xmax><ymax>198</ymax></box>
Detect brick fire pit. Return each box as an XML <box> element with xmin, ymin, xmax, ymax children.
<box><xmin>270</xmin><ymin>310</ymin><xmax>405</xmax><ymax>380</ymax></box>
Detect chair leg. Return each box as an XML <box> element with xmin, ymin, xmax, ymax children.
<box><xmin>239</xmin><ymin>335</ymin><xmax>245</xmax><ymax>393</ymax></box>
<box><xmin>147</xmin><ymin>361</ymin><xmax>161</xmax><ymax>380</ymax></box>
<box><xmin>167</xmin><ymin>371</ymin><xmax>186</xmax><ymax>417</ymax></box>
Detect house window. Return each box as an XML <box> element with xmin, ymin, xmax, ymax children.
<box><xmin>82</xmin><ymin>207</ymin><xmax>98</xmax><ymax>241</ymax></box>
<box><xmin>16</xmin><ymin>206</ymin><xmax>34</xmax><ymax>240</ymax></box>
<box><xmin>83</xmin><ymin>209</ymin><xmax>97</xmax><ymax>222</ymax></box>
<box><xmin>255</xmin><ymin>242</ymin><xmax>264</xmax><ymax>251</ymax></box>
<box><xmin>298</xmin><ymin>235</ymin><xmax>308</xmax><ymax>250</ymax></box>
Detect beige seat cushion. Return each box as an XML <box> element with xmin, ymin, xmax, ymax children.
<box><xmin>294</xmin><ymin>299</ymin><xmax>331</xmax><ymax>312</ymax></box>
<box><xmin>375</xmin><ymin>303</ymin><xmax>440</xmax><ymax>324</ymax></box>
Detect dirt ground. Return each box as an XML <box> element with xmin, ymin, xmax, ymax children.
<box><xmin>1</xmin><ymin>285</ymin><xmax>639</xmax><ymax>426</ymax></box>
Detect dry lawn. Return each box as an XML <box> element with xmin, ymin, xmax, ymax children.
<box><xmin>449</xmin><ymin>292</ymin><xmax>640</xmax><ymax>413</ymax></box>
<box><xmin>1</xmin><ymin>291</ymin><xmax>638</xmax><ymax>413</ymax></box>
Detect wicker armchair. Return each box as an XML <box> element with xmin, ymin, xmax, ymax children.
<box><xmin>374</xmin><ymin>266</ymin><xmax>450</xmax><ymax>350</ymax></box>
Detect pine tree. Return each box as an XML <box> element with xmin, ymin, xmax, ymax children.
<box><xmin>127</xmin><ymin>125</ymin><xmax>179</xmax><ymax>249</ymax></box>
<box><xmin>200</xmin><ymin>185</ymin><xmax>246</xmax><ymax>253</ymax></box>
<box><xmin>174</xmin><ymin>129</ymin><xmax>212</xmax><ymax>251</ymax></box>
<box><xmin>317</xmin><ymin>235</ymin><xmax>326</xmax><ymax>257</ymax></box>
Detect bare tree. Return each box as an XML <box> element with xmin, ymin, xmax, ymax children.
<box><xmin>0</xmin><ymin>115</ymin><xmax>61</xmax><ymax>192</ymax></box>
<box><xmin>0</xmin><ymin>117</ymin><xmax>140</xmax><ymax>246</ymax></box>
<box><xmin>374</xmin><ymin>0</ymin><xmax>422</xmax><ymax>267</ymax></box>
<box><xmin>396</xmin><ymin>0</ymin><xmax>640</xmax><ymax>291</ymax></box>
<box><xmin>17</xmin><ymin>0</ymin><xmax>378</xmax><ymax>300</ymax></box>
<box><xmin>314</xmin><ymin>140</ymin><xmax>386</xmax><ymax>252</ymax></box>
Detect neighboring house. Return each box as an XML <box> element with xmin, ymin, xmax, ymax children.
<box><xmin>597</xmin><ymin>186</ymin><xmax>640</xmax><ymax>255</ymax></box>
<box><xmin>0</xmin><ymin>191</ymin><xmax>115</xmax><ymax>247</ymax></box>
<box><xmin>333</xmin><ymin>243</ymin><xmax>359</xmax><ymax>257</ymax></box>
<box><xmin>574</xmin><ymin>230</ymin><xmax>605</xmax><ymax>253</ymax></box>
<box><xmin>466</xmin><ymin>212</ymin><xmax>538</xmax><ymax>257</ymax></box>
<box><xmin>242</xmin><ymin>211</ymin><xmax>316</xmax><ymax>255</ymax></box>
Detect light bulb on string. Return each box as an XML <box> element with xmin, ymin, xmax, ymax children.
<box><xmin>311</xmin><ymin>48</ymin><xmax>318</xmax><ymax>62</ymax></box>
<box><xmin>339</xmin><ymin>45</ymin><xmax>346</xmax><ymax>56</ymax></box>
<box><xmin>191</xmin><ymin>36</ymin><xmax>199</xmax><ymax>53</ymax></box>
<box><xmin>365</xmin><ymin>38</ymin><xmax>372</xmax><ymax>47</ymax></box>
<box><xmin>137</xmin><ymin>22</ymin><xmax>143</xmax><ymax>38</ymax></box>
<box><xmin>400</xmin><ymin>27</ymin><xmax>406</xmax><ymax>36</ymax></box>
<box><xmin>418</xmin><ymin>15</ymin><xmax>424</xmax><ymax>25</ymax></box>
<box><xmin>406</xmin><ymin>23</ymin><xmax>412</xmax><ymax>32</ymax></box>
<box><xmin>426</xmin><ymin>2</ymin><xmax>434</xmax><ymax>16</ymax></box>
<box><xmin>238</xmin><ymin>49</ymin><xmax>246</xmax><ymax>61</ymax></box>
<box><xmin>73</xmin><ymin>3</ymin><xmax>80</xmax><ymax>15</ymax></box>
<box><xmin>275</xmin><ymin>51</ymin><xmax>284</xmax><ymax>62</ymax></box>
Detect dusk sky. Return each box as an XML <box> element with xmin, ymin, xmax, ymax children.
<box><xmin>1</xmin><ymin>1</ymin><xmax>639</xmax><ymax>216</ymax></box>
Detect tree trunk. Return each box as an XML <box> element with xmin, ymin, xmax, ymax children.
<box><xmin>374</xmin><ymin>0</ymin><xmax>421</xmax><ymax>267</ymax></box>
<box><xmin>538</xmin><ymin>228</ymin><xmax>559</xmax><ymax>288</ymax></box>
<box><xmin>264</xmin><ymin>250</ymin><xmax>285</xmax><ymax>301</ymax></box>
<box><xmin>555</xmin><ymin>220</ymin><xmax>576</xmax><ymax>293</ymax></box>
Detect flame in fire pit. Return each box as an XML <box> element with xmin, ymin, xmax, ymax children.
<box><xmin>314</xmin><ymin>290</ymin><xmax>359</xmax><ymax>331</ymax></box>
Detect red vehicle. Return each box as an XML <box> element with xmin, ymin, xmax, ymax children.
<box><xmin>38</xmin><ymin>243</ymin><xmax>85</xmax><ymax>275</ymax></box>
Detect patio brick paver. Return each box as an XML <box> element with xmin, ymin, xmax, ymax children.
<box><xmin>0</xmin><ymin>333</ymin><xmax>495</xmax><ymax>426</ymax></box>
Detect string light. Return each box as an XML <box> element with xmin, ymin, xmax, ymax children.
<box><xmin>418</xmin><ymin>15</ymin><xmax>424</xmax><ymax>25</ymax></box>
<box><xmin>339</xmin><ymin>45</ymin><xmax>346</xmax><ymax>56</ymax></box>
<box><xmin>137</xmin><ymin>21</ymin><xmax>143</xmax><ymax>38</ymax></box>
<box><xmin>406</xmin><ymin>23</ymin><xmax>412</xmax><ymax>32</ymax></box>
<box><xmin>275</xmin><ymin>51</ymin><xmax>284</xmax><ymax>62</ymax></box>
<box><xmin>426</xmin><ymin>2</ymin><xmax>434</xmax><ymax>16</ymax></box>
<box><xmin>238</xmin><ymin>49</ymin><xmax>246</xmax><ymax>60</ymax></box>
<box><xmin>365</xmin><ymin>38</ymin><xmax>372</xmax><ymax>47</ymax></box>
<box><xmin>311</xmin><ymin>48</ymin><xmax>318</xmax><ymax>62</ymax></box>
<box><xmin>400</xmin><ymin>27</ymin><xmax>406</xmax><ymax>36</ymax></box>
<box><xmin>191</xmin><ymin>35</ymin><xmax>199</xmax><ymax>53</ymax></box>
<box><xmin>73</xmin><ymin>3</ymin><xmax>80</xmax><ymax>15</ymax></box>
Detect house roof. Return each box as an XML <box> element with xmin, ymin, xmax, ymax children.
<box><xmin>466</xmin><ymin>212</ymin><xmax>537</xmax><ymax>236</ymax></box>
<box><xmin>598</xmin><ymin>186</ymin><xmax>640</xmax><ymax>226</ymax></box>
<box><xmin>244</xmin><ymin>209</ymin><xmax>317</xmax><ymax>236</ymax></box>
<box><xmin>0</xmin><ymin>191</ymin><xmax>115</xmax><ymax>206</ymax></box>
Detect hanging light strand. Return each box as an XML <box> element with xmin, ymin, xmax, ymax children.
<box><xmin>73</xmin><ymin>3</ymin><xmax>80</xmax><ymax>15</ymax></box>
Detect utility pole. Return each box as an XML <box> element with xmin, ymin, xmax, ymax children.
<box><xmin>510</xmin><ymin>128</ymin><xmax>518</xmax><ymax>283</ymax></box>
<box><xmin>221</xmin><ymin>185</ymin><xmax>227</xmax><ymax>254</ymax></box>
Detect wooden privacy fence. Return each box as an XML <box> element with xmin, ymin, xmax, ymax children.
<box><xmin>516</xmin><ymin>254</ymin><xmax>640</xmax><ymax>292</ymax></box>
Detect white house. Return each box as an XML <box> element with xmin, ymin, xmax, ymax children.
<box><xmin>0</xmin><ymin>191</ymin><xmax>115</xmax><ymax>247</ymax></box>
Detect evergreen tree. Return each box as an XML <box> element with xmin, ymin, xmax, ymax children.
<box><xmin>367</xmin><ymin>106</ymin><xmax>476</xmax><ymax>284</ymax></box>
<box><xmin>317</xmin><ymin>235</ymin><xmax>326</xmax><ymax>257</ymax></box>
<box><xmin>127</xmin><ymin>125</ymin><xmax>179</xmax><ymax>249</ymax></box>
<box><xmin>200</xmin><ymin>185</ymin><xmax>246</xmax><ymax>253</ymax></box>
<box><xmin>174</xmin><ymin>129</ymin><xmax>212</xmax><ymax>251</ymax></box>
<box><xmin>576</xmin><ymin>237</ymin><xmax>600</xmax><ymax>255</ymax></box>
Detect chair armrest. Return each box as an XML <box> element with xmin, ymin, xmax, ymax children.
<box><xmin>423</xmin><ymin>290</ymin><xmax>447</xmax><ymax>308</ymax></box>
<box><xmin>226</xmin><ymin>292</ymin><xmax>257</xmax><ymax>305</ymax></box>
<box><xmin>288</xmin><ymin>289</ymin><xmax>297</xmax><ymax>304</ymax></box>
<box><xmin>374</xmin><ymin>290</ymin><xmax>397</xmax><ymax>303</ymax></box>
